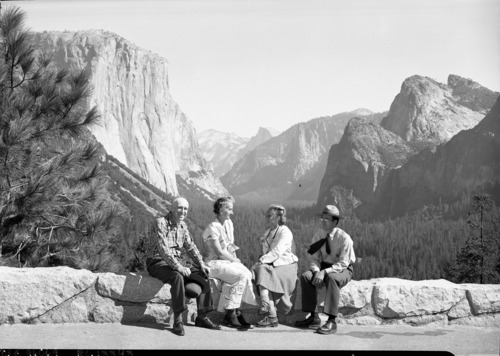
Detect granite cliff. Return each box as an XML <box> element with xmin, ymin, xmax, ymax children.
<box><xmin>34</xmin><ymin>30</ymin><xmax>227</xmax><ymax>198</ymax></box>
<box><xmin>221</xmin><ymin>110</ymin><xmax>383</xmax><ymax>203</ymax></box>
<box><xmin>198</xmin><ymin>127</ymin><xmax>276</xmax><ymax>177</ymax></box>
<box><xmin>374</xmin><ymin>95</ymin><xmax>500</xmax><ymax>218</ymax></box>
<box><xmin>318</xmin><ymin>75</ymin><xmax>499</xmax><ymax>218</ymax></box>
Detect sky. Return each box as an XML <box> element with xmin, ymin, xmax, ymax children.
<box><xmin>9</xmin><ymin>0</ymin><xmax>500</xmax><ymax>138</ymax></box>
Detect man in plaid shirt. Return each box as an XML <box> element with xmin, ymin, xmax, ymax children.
<box><xmin>145</xmin><ymin>196</ymin><xmax>221</xmax><ymax>336</ymax></box>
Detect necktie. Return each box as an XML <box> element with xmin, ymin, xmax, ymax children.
<box><xmin>307</xmin><ymin>234</ymin><xmax>331</xmax><ymax>255</ymax></box>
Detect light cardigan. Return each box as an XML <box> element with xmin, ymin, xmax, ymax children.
<box><xmin>259</xmin><ymin>225</ymin><xmax>298</xmax><ymax>267</ymax></box>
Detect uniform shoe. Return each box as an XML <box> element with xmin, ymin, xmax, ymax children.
<box><xmin>172</xmin><ymin>321</ymin><xmax>185</xmax><ymax>336</ymax></box>
<box><xmin>294</xmin><ymin>315</ymin><xmax>321</xmax><ymax>329</ymax></box>
<box><xmin>256</xmin><ymin>315</ymin><xmax>279</xmax><ymax>328</ymax></box>
<box><xmin>195</xmin><ymin>316</ymin><xmax>221</xmax><ymax>330</ymax></box>
<box><xmin>316</xmin><ymin>319</ymin><xmax>337</xmax><ymax>335</ymax></box>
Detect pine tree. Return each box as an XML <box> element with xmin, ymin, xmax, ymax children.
<box><xmin>444</xmin><ymin>194</ymin><xmax>500</xmax><ymax>283</ymax></box>
<box><xmin>0</xmin><ymin>5</ymin><xmax>126</xmax><ymax>271</ymax></box>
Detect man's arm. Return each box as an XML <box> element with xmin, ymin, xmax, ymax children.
<box><xmin>183</xmin><ymin>227</ymin><xmax>205</xmax><ymax>267</ymax></box>
<box><xmin>324</xmin><ymin>231</ymin><xmax>355</xmax><ymax>273</ymax></box>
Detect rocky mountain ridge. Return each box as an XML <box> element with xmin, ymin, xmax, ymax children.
<box><xmin>318</xmin><ymin>74</ymin><xmax>499</xmax><ymax>219</ymax></box>
<box><xmin>221</xmin><ymin>110</ymin><xmax>385</xmax><ymax>203</ymax></box>
<box><xmin>197</xmin><ymin>127</ymin><xmax>276</xmax><ymax>177</ymax></box>
<box><xmin>35</xmin><ymin>29</ymin><xmax>227</xmax><ymax>199</ymax></box>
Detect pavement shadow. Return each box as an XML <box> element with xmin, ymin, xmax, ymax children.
<box><xmin>343</xmin><ymin>329</ymin><xmax>450</xmax><ymax>339</ymax></box>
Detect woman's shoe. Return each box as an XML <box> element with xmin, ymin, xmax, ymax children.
<box><xmin>223</xmin><ymin>315</ymin><xmax>242</xmax><ymax>328</ymax></box>
<box><xmin>256</xmin><ymin>315</ymin><xmax>279</xmax><ymax>328</ymax></box>
<box><xmin>236</xmin><ymin>310</ymin><xmax>254</xmax><ymax>329</ymax></box>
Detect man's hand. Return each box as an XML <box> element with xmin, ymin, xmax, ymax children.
<box><xmin>312</xmin><ymin>270</ymin><xmax>325</xmax><ymax>288</ymax></box>
<box><xmin>178</xmin><ymin>266</ymin><xmax>191</xmax><ymax>277</ymax></box>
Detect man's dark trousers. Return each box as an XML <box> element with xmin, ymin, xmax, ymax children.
<box><xmin>147</xmin><ymin>260</ymin><xmax>214</xmax><ymax>315</ymax></box>
<box><xmin>300</xmin><ymin>264</ymin><xmax>353</xmax><ymax>316</ymax></box>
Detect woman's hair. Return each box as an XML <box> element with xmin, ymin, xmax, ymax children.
<box><xmin>268</xmin><ymin>204</ymin><xmax>286</xmax><ymax>225</ymax></box>
<box><xmin>213</xmin><ymin>196</ymin><xmax>235</xmax><ymax>215</ymax></box>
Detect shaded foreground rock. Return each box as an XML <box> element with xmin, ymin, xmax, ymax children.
<box><xmin>0</xmin><ymin>266</ymin><xmax>499</xmax><ymax>327</ymax></box>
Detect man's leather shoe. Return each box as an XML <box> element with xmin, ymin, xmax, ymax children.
<box><xmin>172</xmin><ymin>321</ymin><xmax>184</xmax><ymax>336</ymax></box>
<box><xmin>195</xmin><ymin>316</ymin><xmax>221</xmax><ymax>330</ymax></box>
<box><xmin>316</xmin><ymin>320</ymin><xmax>337</xmax><ymax>334</ymax></box>
<box><xmin>295</xmin><ymin>315</ymin><xmax>321</xmax><ymax>329</ymax></box>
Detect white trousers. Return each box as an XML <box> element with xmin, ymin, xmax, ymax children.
<box><xmin>206</xmin><ymin>259</ymin><xmax>258</xmax><ymax>312</ymax></box>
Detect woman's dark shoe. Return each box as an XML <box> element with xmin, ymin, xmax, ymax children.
<box><xmin>294</xmin><ymin>315</ymin><xmax>321</xmax><ymax>329</ymax></box>
<box><xmin>316</xmin><ymin>319</ymin><xmax>337</xmax><ymax>335</ymax></box>
<box><xmin>195</xmin><ymin>316</ymin><xmax>221</xmax><ymax>330</ymax></box>
<box><xmin>223</xmin><ymin>314</ymin><xmax>242</xmax><ymax>328</ymax></box>
<box><xmin>172</xmin><ymin>321</ymin><xmax>185</xmax><ymax>336</ymax></box>
<box><xmin>236</xmin><ymin>310</ymin><xmax>254</xmax><ymax>330</ymax></box>
<box><xmin>256</xmin><ymin>315</ymin><xmax>279</xmax><ymax>328</ymax></box>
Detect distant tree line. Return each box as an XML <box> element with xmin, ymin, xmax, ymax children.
<box><xmin>1</xmin><ymin>5</ymin><xmax>498</xmax><ymax>284</ymax></box>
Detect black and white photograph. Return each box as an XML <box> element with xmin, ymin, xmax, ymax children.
<box><xmin>0</xmin><ymin>0</ymin><xmax>499</xmax><ymax>354</ymax></box>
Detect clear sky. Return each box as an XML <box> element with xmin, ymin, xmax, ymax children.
<box><xmin>9</xmin><ymin>0</ymin><xmax>500</xmax><ymax>138</ymax></box>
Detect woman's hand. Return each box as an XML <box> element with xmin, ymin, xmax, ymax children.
<box><xmin>200</xmin><ymin>263</ymin><xmax>211</xmax><ymax>276</ymax></box>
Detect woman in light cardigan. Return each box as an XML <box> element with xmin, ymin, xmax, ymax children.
<box><xmin>252</xmin><ymin>204</ymin><xmax>299</xmax><ymax>327</ymax></box>
<box><xmin>202</xmin><ymin>196</ymin><xmax>258</xmax><ymax>329</ymax></box>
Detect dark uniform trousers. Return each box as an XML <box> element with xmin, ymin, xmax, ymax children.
<box><xmin>300</xmin><ymin>262</ymin><xmax>353</xmax><ymax>317</ymax></box>
<box><xmin>147</xmin><ymin>259</ymin><xmax>214</xmax><ymax>315</ymax></box>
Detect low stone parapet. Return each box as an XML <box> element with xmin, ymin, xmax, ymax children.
<box><xmin>1</xmin><ymin>266</ymin><xmax>499</xmax><ymax>327</ymax></box>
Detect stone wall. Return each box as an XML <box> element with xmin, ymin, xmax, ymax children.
<box><xmin>1</xmin><ymin>266</ymin><xmax>499</xmax><ymax>327</ymax></box>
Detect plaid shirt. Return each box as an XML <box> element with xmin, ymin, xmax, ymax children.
<box><xmin>145</xmin><ymin>213</ymin><xmax>204</xmax><ymax>271</ymax></box>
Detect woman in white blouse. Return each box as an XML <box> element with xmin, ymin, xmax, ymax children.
<box><xmin>252</xmin><ymin>204</ymin><xmax>299</xmax><ymax>327</ymax></box>
<box><xmin>202</xmin><ymin>196</ymin><xmax>258</xmax><ymax>329</ymax></box>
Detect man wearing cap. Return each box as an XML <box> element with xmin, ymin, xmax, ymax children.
<box><xmin>144</xmin><ymin>196</ymin><xmax>221</xmax><ymax>336</ymax></box>
<box><xmin>294</xmin><ymin>205</ymin><xmax>356</xmax><ymax>334</ymax></box>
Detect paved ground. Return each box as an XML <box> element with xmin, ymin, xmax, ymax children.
<box><xmin>0</xmin><ymin>322</ymin><xmax>498</xmax><ymax>355</ymax></box>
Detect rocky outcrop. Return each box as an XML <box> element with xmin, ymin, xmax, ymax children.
<box><xmin>318</xmin><ymin>75</ymin><xmax>499</xmax><ymax>218</ymax></box>
<box><xmin>380</xmin><ymin>75</ymin><xmax>493</xmax><ymax>147</ymax></box>
<box><xmin>373</xmin><ymin>95</ymin><xmax>500</xmax><ymax>218</ymax></box>
<box><xmin>317</xmin><ymin>118</ymin><xmax>416</xmax><ymax>215</ymax></box>
<box><xmin>197</xmin><ymin>127</ymin><xmax>277</xmax><ymax>178</ymax></box>
<box><xmin>1</xmin><ymin>266</ymin><xmax>499</xmax><ymax>327</ymax></box>
<box><xmin>221</xmin><ymin>110</ymin><xmax>380</xmax><ymax>203</ymax></box>
<box><xmin>34</xmin><ymin>30</ymin><xmax>227</xmax><ymax>198</ymax></box>
<box><xmin>197</xmin><ymin>130</ymin><xmax>249</xmax><ymax>177</ymax></box>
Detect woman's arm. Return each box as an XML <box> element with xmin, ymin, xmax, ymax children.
<box><xmin>207</xmin><ymin>237</ymin><xmax>240</xmax><ymax>262</ymax></box>
<box><xmin>259</xmin><ymin>226</ymin><xmax>292</xmax><ymax>264</ymax></box>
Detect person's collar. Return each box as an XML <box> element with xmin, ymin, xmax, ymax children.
<box><xmin>166</xmin><ymin>212</ymin><xmax>183</xmax><ymax>228</ymax></box>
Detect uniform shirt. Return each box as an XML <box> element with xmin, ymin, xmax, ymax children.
<box><xmin>259</xmin><ymin>225</ymin><xmax>298</xmax><ymax>267</ymax></box>
<box><xmin>145</xmin><ymin>213</ymin><xmax>204</xmax><ymax>271</ymax></box>
<box><xmin>202</xmin><ymin>219</ymin><xmax>239</xmax><ymax>262</ymax></box>
<box><xmin>308</xmin><ymin>227</ymin><xmax>356</xmax><ymax>274</ymax></box>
